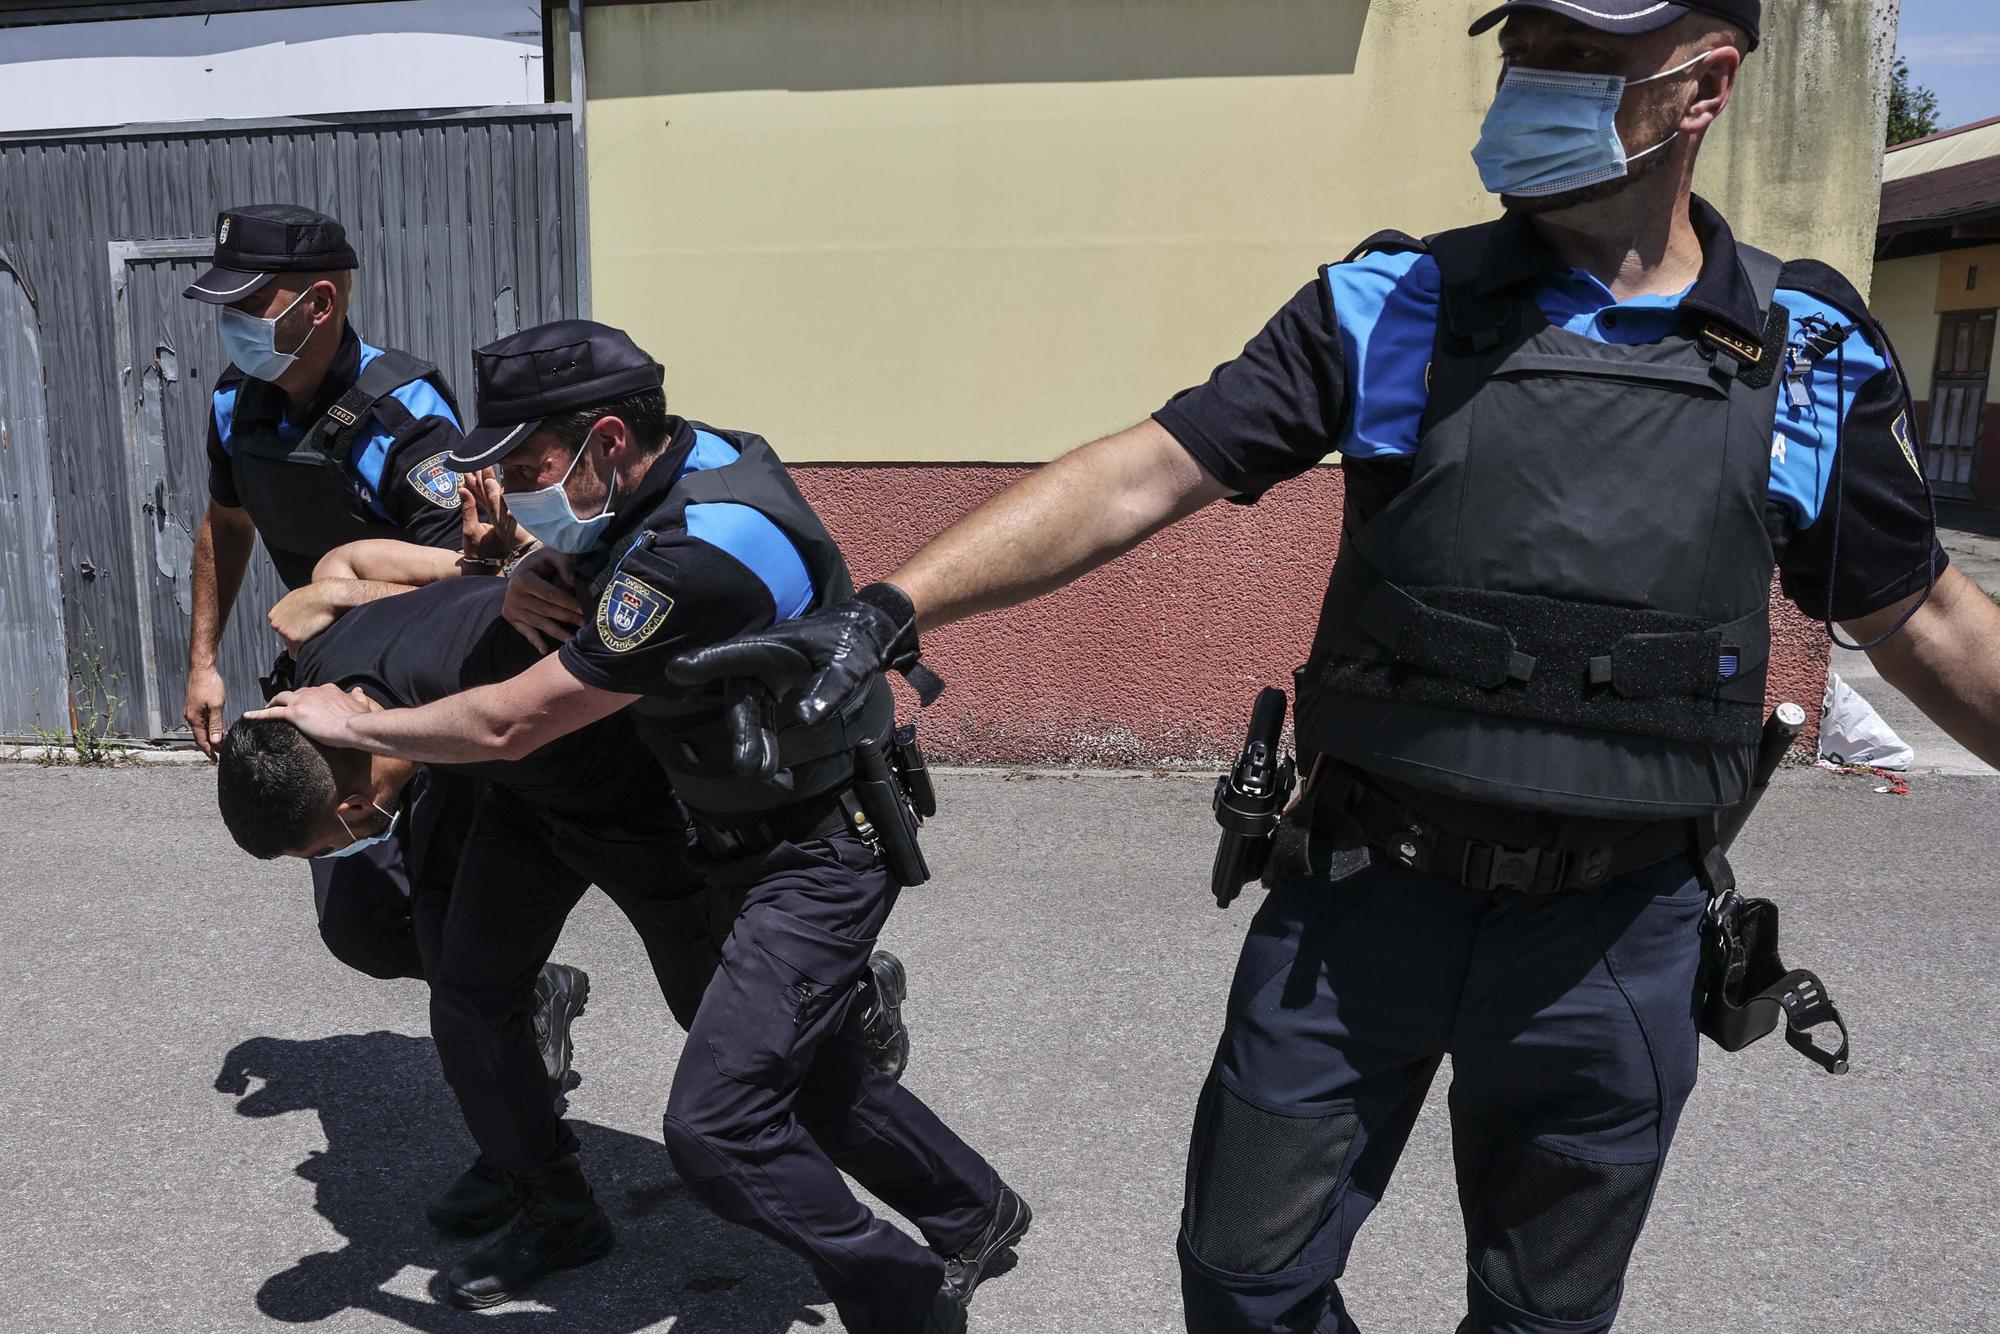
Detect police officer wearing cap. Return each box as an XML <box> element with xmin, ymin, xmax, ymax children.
<box><xmin>184</xmin><ymin>206</ymin><xmax>591</xmax><ymax>1149</ymax></box>
<box><xmin>182</xmin><ymin>204</ymin><xmax>477</xmax><ymax>759</ymax></box>
<box><xmin>256</xmin><ymin>320</ymin><xmax>1030</xmax><ymax>1332</ymax></box>
<box><xmin>183</xmin><ymin>203</ymin><xmax>494</xmax><ymax>986</ymax></box>
<box><xmin>668</xmin><ymin>3</ymin><xmax>2000</xmax><ymax>1331</ymax></box>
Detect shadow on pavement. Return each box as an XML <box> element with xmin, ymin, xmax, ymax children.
<box><xmin>214</xmin><ymin>1032</ymin><xmax>826</xmax><ymax>1334</ymax></box>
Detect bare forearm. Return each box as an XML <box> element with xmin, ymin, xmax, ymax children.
<box><xmin>190</xmin><ymin>504</ymin><xmax>255</xmax><ymax>666</ymax></box>
<box><xmin>894</xmin><ymin>419</ymin><xmax>1232</xmax><ymax>630</ymax></box>
<box><xmin>321</xmin><ymin>690</ymin><xmax>528</xmax><ymax>765</ymax></box>
<box><xmin>314</xmin><ymin>539</ymin><xmax>463</xmax><ymax>586</ymax></box>
<box><xmin>1856</xmin><ymin>567</ymin><xmax>2000</xmax><ymax>766</ymax></box>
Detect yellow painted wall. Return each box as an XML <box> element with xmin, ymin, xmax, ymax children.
<box><xmin>583</xmin><ymin>0</ymin><xmax>1897</xmax><ymax>462</ymax></box>
<box><xmin>1935</xmin><ymin>244</ymin><xmax>2000</xmax><ymax>314</ymax></box>
<box><xmin>1871</xmin><ymin>253</ymin><xmax>1944</xmax><ymax>396</ymax></box>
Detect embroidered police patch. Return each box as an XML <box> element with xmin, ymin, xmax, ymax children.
<box><xmin>405</xmin><ymin>451</ymin><xmax>463</xmax><ymax>509</ymax></box>
<box><xmin>597</xmin><ymin>572</ymin><xmax>675</xmax><ymax>653</ymax></box>
<box><xmin>1892</xmin><ymin>409</ymin><xmax>1923</xmax><ymax>481</ymax></box>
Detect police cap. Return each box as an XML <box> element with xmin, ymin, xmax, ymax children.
<box><xmin>1469</xmin><ymin>0</ymin><xmax>1761</xmax><ymax>52</ymax></box>
<box><xmin>183</xmin><ymin>204</ymin><xmax>359</xmax><ymax>305</ymax></box>
<box><xmin>451</xmin><ymin>320</ymin><xmax>665</xmax><ymax>469</ymax></box>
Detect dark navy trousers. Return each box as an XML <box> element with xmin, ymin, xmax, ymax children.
<box><xmin>309</xmin><ymin>768</ymin><xmax>473</xmax><ymax>981</ymax></box>
<box><xmin>662</xmin><ymin>830</ymin><xmax>1002</xmax><ymax>1334</ymax></box>
<box><xmin>1179</xmin><ymin>832</ymin><xmax>1707</xmax><ymax>1334</ymax></box>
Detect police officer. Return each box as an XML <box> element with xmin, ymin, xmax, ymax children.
<box><xmin>226</xmin><ymin>571</ymin><xmax>903</xmax><ymax>1305</ymax></box>
<box><xmin>231</xmin><ymin>555</ymin><xmax>914</xmax><ymax>1307</ymax></box>
<box><xmin>666</xmin><ymin>3</ymin><xmax>2000</xmax><ymax>1331</ymax></box>
<box><xmin>182</xmin><ymin>204</ymin><xmax>474</xmax><ymax>751</ymax></box>
<box><xmin>181</xmin><ymin>203</ymin><xmax>487</xmax><ymax>984</ymax></box>
<box><xmin>186</xmin><ymin>204</ymin><xmax>589</xmax><ymax>1203</ymax></box>
<box><xmin>254</xmin><ymin>321</ymin><xmax>1031</xmax><ymax>1332</ymax></box>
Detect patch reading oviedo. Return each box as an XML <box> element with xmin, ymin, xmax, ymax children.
<box><xmin>405</xmin><ymin>451</ymin><xmax>463</xmax><ymax>509</ymax></box>
<box><xmin>597</xmin><ymin>571</ymin><xmax>675</xmax><ymax>652</ymax></box>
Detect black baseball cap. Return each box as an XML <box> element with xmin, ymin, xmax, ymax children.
<box><xmin>1469</xmin><ymin>1</ymin><xmax>1761</xmax><ymax>52</ymax></box>
<box><xmin>183</xmin><ymin>204</ymin><xmax>359</xmax><ymax>305</ymax></box>
<box><xmin>450</xmin><ymin>320</ymin><xmax>665</xmax><ymax>469</ymax></box>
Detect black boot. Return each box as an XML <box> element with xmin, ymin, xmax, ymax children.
<box><xmin>941</xmin><ymin>1184</ymin><xmax>1032</xmax><ymax>1306</ymax></box>
<box><xmin>425</xmin><ymin>1156</ymin><xmax>523</xmax><ymax>1236</ymax></box>
<box><xmin>852</xmin><ymin>950</ymin><xmax>911</xmax><ymax>1080</ymax></box>
<box><xmin>444</xmin><ymin>1154</ymin><xmax>615</xmax><ymax>1309</ymax></box>
<box><xmin>534</xmin><ymin>963</ymin><xmax>591</xmax><ymax>1088</ymax></box>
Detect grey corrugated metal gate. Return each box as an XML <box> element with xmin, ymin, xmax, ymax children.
<box><xmin>0</xmin><ymin>107</ymin><xmax>581</xmax><ymax>741</ymax></box>
<box><xmin>0</xmin><ymin>252</ymin><xmax>70</xmax><ymax>737</ymax></box>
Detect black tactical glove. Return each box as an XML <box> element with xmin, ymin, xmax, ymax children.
<box><xmin>667</xmin><ymin>583</ymin><xmax>943</xmax><ymax>777</ymax></box>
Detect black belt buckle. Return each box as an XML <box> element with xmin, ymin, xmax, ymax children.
<box><xmin>1465</xmin><ymin>841</ymin><xmax>1544</xmax><ymax>893</ymax></box>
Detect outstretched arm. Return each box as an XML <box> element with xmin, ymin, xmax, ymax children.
<box><xmin>1850</xmin><ymin>566</ymin><xmax>2000</xmax><ymax>767</ymax></box>
<box><xmin>896</xmin><ymin>419</ymin><xmax>1234</xmax><ymax>629</ymax></box>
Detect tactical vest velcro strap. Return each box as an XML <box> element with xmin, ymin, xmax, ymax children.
<box><xmin>1596</xmin><ymin>606</ymin><xmax>1769</xmax><ymax>700</ymax></box>
<box><xmin>1359</xmin><ymin>581</ymin><xmax>1536</xmax><ymax>689</ymax></box>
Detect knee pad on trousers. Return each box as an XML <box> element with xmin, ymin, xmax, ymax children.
<box><xmin>1183</xmin><ymin>1077</ymin><xmax>1359</xmax><ymax>1275</ymax></box>
<box><xmin>1466</xmin><ymin>1143</ymin><xmax>1658</xmax><ymax>1323</ymax></box>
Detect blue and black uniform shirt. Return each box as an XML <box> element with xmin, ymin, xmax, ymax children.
<box><xmin>558</xmin><ymin>417</ymin><xmax>816</xmax><ymax>692</ymax></box>
<box><xmin>1155</xmin><ymin>199</ymin><xmax>1945</xmax><ymax>626</ymax></box>
<box><xmin>206</xmin><ymin>323</ymin><xmax>468</xmax><ymax>550</ymax></box>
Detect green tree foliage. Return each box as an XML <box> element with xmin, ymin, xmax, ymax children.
<box><xmin>1888</xmin><ymin>56</ymin><xmax>1942</xmax><ymax>146</ymax></box>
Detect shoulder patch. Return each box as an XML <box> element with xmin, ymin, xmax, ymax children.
<box><xmin>405</xmin><ymin>451</ymin><xmax>462</xmax><ymax>509</ymax></box>
<box><xmin>1892</xmin><ymin>408</ymin><xmax>1923</xmax><ymax>481</ymax></box>
<box><xmin>596</xmin><ymin>571</ymin><xmax>675</xmax><ymax>653</ymax></box>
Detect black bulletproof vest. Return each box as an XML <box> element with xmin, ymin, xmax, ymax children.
<box><xmin>1296</xmin><ymin>220</ymin><xmax>1788</xmax><ymax>820</ymax></box>
<box><xmin>580</xmin><ymin>430</ymin><xmax>894</xmax><ymax>818</ymax></box>
<box><xmin>229</xmin><ymin>348</ymin><xmax>452</xmax><ymax>588</ymax></box>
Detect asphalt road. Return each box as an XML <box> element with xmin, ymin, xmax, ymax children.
<box><xmin>1</xmin><ymin>764</ymin><xmax>1994</xmax><ymax>1334</ymax></box>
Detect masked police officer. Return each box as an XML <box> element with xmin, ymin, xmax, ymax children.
<box><xmin>186</xmin><ymin>205</ymin><xmax>589</xmax><ymax>1194</ymax></box>
<box><xmin>666</xmin><ymin>3</ymin><xmax>2000</xmax><ymax>1331</ymax></box>
<box><xmin>254</xmin><ymin>321</ymin><xmax>1030</xmax><ymax>1332</ymax></box>
<box><xmin>182</xmin><ymin>204</ymin><xmax>476</xmax><ymax>752</ymax></box>
<box><xmin>181</xmin><ymin>203</ymin><xmax>481</xmax><ymax>982</ymax></box>
<box><xmin>229</xmin><ymin>550</ymin><xmax>915</xmax><ymax>1307</ymax></box>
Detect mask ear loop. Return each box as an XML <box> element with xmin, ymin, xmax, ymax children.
<box><xmin>1823</xmin><ymin>332</ymin><xmax>1940</xmax><ymax>651</ymax></box>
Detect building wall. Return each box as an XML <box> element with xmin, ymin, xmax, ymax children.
<box><xmin>581</xmin><ymin>0</ymin><xmax>1897</xmax><ymax>761</ymax></box>
<box><xmin>1873</xmin><ymin>248</ymin><xmax>2000</xmax><ymax>507</ymax></box>
<box><xmin>0</xmin><ymin>0</ymin><xmax>548</xmax><ymax>134</ymax></box>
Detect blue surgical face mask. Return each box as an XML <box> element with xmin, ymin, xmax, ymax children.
<box><xmin>217</xmin><ymin>285</ymin><xmax>314</xmax><ymax>382</ymax></box>
<box><xmin>317</xmin><ymin>801</ymin><xmax>399</xmax><ymax>860</ymax></box>
<box><xmin>505</xmin><ymin>433</ymin><xmax>619</xmax><ymax>555</ymax></box>
<box><xmin>1472</xmin><ymin>52</ymin><xmax>1710</xmax><ymax>200</ymax></box>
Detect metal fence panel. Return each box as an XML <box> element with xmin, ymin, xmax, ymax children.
<box><xmin>0</xmin><ymin>253</ymin><xmax>70</xmax><ymax>738</ymax></box>
<box><xmin>0</xmin><ymin>108</ymin><xmax>580</xmax><ymax>740</ymax></box>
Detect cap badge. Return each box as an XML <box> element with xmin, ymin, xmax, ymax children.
<box><xmin>217</xmin><ymin>218</ymin><xmax>232</xmax><ymax>245</ymax></box>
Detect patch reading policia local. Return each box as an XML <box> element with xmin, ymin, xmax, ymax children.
<box><xmin>597</xmin><ymin>570</ymin><xmax>675</xmax><ymax>652</ymax></box>
<box><xmin>406</xmin><ymin>451</ymin><xmax>463</xmax><ymax>509</ymax></box>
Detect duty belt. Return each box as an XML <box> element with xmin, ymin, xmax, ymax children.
<box><xmin>690</xmin><ymin>789</ymin><xmax>863</xmax><ymax>860</ymax></box>
<box><xmin>1320</xmin><ymin>774</ymin><xmax>1693</xmax><ymax>895</ymax></box>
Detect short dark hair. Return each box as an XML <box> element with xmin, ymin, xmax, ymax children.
<box><xmin>217</xmin><ymin>718</ymin><xmax>337</xmax><ymax>859</ymax></box>
<box><xmin>543</xmin><ymin>387</ymin><xmax>671</xmax><ymax>456</ymax></box>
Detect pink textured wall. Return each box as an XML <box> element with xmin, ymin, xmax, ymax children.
<box><xmin>795</xmin><ymin>465</ymin><xmax>1828</xmax><ymax>765</ymax></box>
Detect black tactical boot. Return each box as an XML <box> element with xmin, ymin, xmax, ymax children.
<box><xmin>852</xmin><ymin>950</ymin><xmax>910</xmax><ymax>1080</ymax></box>
<box><xmin>941</xmin><ymin>1184</ymin><xmax>1032</xmax><ymax>1306</ymax></box>
<box><xmin>444</xmin><ymin>1154</ymin><xmax>614</xmax><ymax>1309</ymax></box>
<box><xmin>425</xmin><ymin>1156</ymin><xmax>523</xmax><ymax>1236</ymax></box>
<box><xmin>534</xmin><ymin>962</ymin><xmax>590</xmax><ymax>1088</ymax></box>
<box><xmin>917</xmin><ymin>1281</ymin><xmax>969</xmax><ymax>1334</ymax></box>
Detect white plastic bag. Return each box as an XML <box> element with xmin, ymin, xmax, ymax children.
<box><xmin>1819</xmin><ymin>672</ymin><xmax>1914</xmax><ymax>771</ymax></box>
